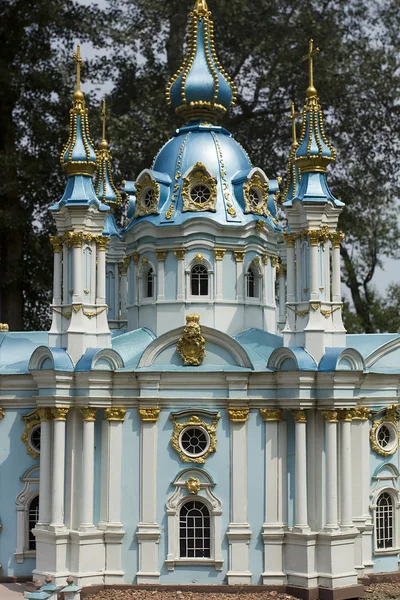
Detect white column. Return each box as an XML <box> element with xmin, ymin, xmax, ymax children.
<box><xmin>233</xmin><ymin>250</ymin><xmax>245</xmax><ymax>302</ymax></box>
<box><xmin>98</xmin><ymin>407</ymin><xmax>126</xmax><ymax>583</ymax></box>
<box><xmin>50</xmin><ymin>407</ymin><xmax>68</xmax><ymax>529</ymax></box>
<box><xmin>324</xmin><ymin>241</ymin><xmax>331</xmax><ymax>302</ymax></box>
<box><xmin>309</xmin><ymin>233</ymin><xmax>319</xmax><ymax>301</ymax></box>
<box><xmin>137</xmin><ymin>408</ymin><xmax>161</xmax><ymax>583</ymax></box>
<box><xmin>96</xmin><ymin>237</ymin><xmax>109</xmax><ymax>304</ymax></box>
<box><xmin>331</xmin><ymin>235</ymin><xmax>343</xmax><ymax>303</ymax></box>
<box><xmin>226</xmin><ymin>408</ymin><xmax>252</xmax><ymax>584</ymax></box>
<box><xmin>293</xmin><ymin>410</ymin><xmax>309</xmax><ymax>531</ymax></box>
<box><xmin>63</xmin><ymin>244</ymin><xmax>69</xmax><ymax>305</ymax></box>
<box><xmin>79</xmin><ymin>408</ymin><xmax>96</xmax><ymax>530</ymax></box>
<box><xmin>286</xmin><ymin>239</ymin><xmax>296</xmax><ymax>303</ymax></box>
<box><xmin>50</xmin><ymin>239</ymin><xmax>63</xmax><ymax>304</ymax></box>
<box><xmin>36</xmin><ymin>408</ymin><xmax>52</xmax><ymax>528</ymax></box>
<box><xmin>262</xmin><ymin>255</ymin><xmax>269</xmax><ymax>305</ymax></box>
<box><xmin>278</xmin><ymin>265</ymin><xmax>286</xmax><ymax>328</ymax></box>
<box><xmin>261</xmin><ymin>409</ymin><xmax>286</xmax><ymax>585</ymax></box>
<box><xmin>322</xmin><ymin>410</ymin><xmax>339</xmax><ymax>531</ymax></box>
<box><xmin>340</xmin><ymin>410</ymin><xmax>353</xmax><ymax>530</ymax></box>
<box><xmin>72</xmin><ymin>238</ymin><xmax>83</xmax><ymax>304</ymax></box>
<box><xmin>119</xmin><ymin>258</ymin><xmax>129</xmax><ymax>320</ymax></box>
<box><xmin>156</xmin><ymin>252</ymin><xmax>166</xmax><ymax>302</ymax></box>
<box><xmin>90</xmin><ymin>239</ymin><xmax>97</xmax><ymax>304</ymax></box>
<box><xmin>174</xmin><ymin>250</ymin><xmax>185</xmax><ymax>301</ymax></box>
<box><xmin>214</xmin><ymin>248</ymin><xmax>225</xmax><ymax>300</ymax></box>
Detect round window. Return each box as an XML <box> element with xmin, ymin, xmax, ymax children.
<box><xmin>190</xmin><ymin>184</ymin><xmax>211</xmax><ymax>205</ymax></box>
<box><xmin>179</xmin><ymin>426</ymin><xmax>210</xmax><ymax>458</ymax></box>
<box><xmin>29</xmin><ymin>424</ymin><xmax>41</xmax><ymax>454</ymax></box>
<box><xmin>248</xmin><ymin>187</ymin><xmax>262</xmax><ymax>208</ymax></box>
<box><xmin>142</xmin><ymin>187</ymin><xmax>156</xmax><ymax>209</ymax></box>
<box><xmin>376</xmin><ymin>422</ymin><xmax>398</xmax><ymax>453</ymax></box>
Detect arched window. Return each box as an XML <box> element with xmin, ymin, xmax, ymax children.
<box><xmin>376</xmin><ymin>492</ymin><xmax>394</xmax><ymax>549</ymax></box>
<box><xmin>246</xmin><ymin>265</ymin><xmax>259</xmax><ymax>298</ymax></box>
<box><xmin>179</xmin><ymin>500</ymin><xmax>211</xmax><ymax>558</ymax></box>
<box><xmin>191</xmin><ymin>264</ymin><xmax>208</xmax><ymax>296</ymax></box>
<box><xmin>28</xmin><ymin>495</ymin><xmax>39</xmax><ymax>551</ymax></box>
<box><xmin>145</xmin><ymin>267</ymin><xmax>154</xmax><ymax>298</ymax></box>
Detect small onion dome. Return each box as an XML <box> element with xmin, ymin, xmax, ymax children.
<box><xmin>280</xmin><ymin>102</ymin><xmax>302</xmax><ymax>204</ymax></box>
<box><xmin>166</xmin><ymin>0</ymin><xmax>237</xmax><ymax>123</ymax></box>
<box><xmin>95</xmin><ymin>138</ymin><xmax>122</xmax><ymax>208</ymax></box>
<box><xmin>60</xmin><ymin>47</ymin><xmax>97</xmax><ymax>177</ymax></box>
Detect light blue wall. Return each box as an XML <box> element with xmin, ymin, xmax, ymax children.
<box><xmin>164</xmin><ymin>253</ymin><xmax>177</xmax><ymax>301</ymax></box>
<box><xmin>222</xmin><ymin>253</ymin><xmax>236</xmax><ymax>301</ymax></box>
<box><xmin>0</xmin><ymin>408</ymin><xmax>39</xmax><ymax>576</ymax></box>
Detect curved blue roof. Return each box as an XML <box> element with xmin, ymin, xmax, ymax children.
<box><xmin>0</xmin><ymin>332</ymin><xmax>48</xmax><ymax>374</ymax></box>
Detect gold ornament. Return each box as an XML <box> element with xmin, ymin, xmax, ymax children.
<box><xmin>182</xmin><ymin>163</ymin><xmax>217</xmax><ymax>212</ymax></box>
<box><xmin>352</xmin><ymin>406</ymin><xmax>370</xmax><ymax>421</ymax></box>
<box><xmin>233</xmin><ymin>250</ymin><xmax>245</xmax><ymax>262</ymax></box>
<box><xmin>80</xmin><ymin>408</ymin><xmax>97</xmax><ymax>421</ymax></box>
<box><xmin>35</xmin><ymin>408</ymin><xmax>52</xmax><ymax>422</ymax></box>
<box><xmin>177</xmin><ymin>314</ymin><xmax>206</xmax><ymax>366</ymax></box>
<box><xmin>243</xmin><ymin>174</ymin><xmax>270</xmax><ymax>217</ymax></box>
<box><xmin>321</xmin><ymin>410</ymin><xmax>339</xmax><ymax>423</ymax></box>
<box><xmin>104</xmin><ymin>407</ymin><xmax>126</xmax><ymax>421</ymax></box>
<box><xmin>156</xmin><ymin>251</ymin><xmax>167</xmax><ymax>262</ymax></box>
<box><xmin>293</xmin><ymin>409</ymin><xmax>307</xmax><ymax>423</ymax></box>
<box><xmin>0</xmin><ymin>323</ymin><xmax>9</xmax><ymax>332</ymax></box>
<box><xmin>165</xmin><ymin>204</ymin><xmax>174</xmax><ymax>220</ymax></box>
<box><xmin>340</xmin><ymin>409</ymin><xmax>353</xmax><ymax>422</ymax></box>
<box><xmin>194</xmin><ymin>253</ymin><xmax>204</xmax><ymax>262</ymax></box>
<box><xmin>134</xmin><ymin>174</ymin><xmax>160</xmax><ymax>217</ymax></box>
<box><xmin>49</xmin><ymin>235</ymin><xmax>63</xmax><ymax>253</ymax></box>
<box><xmin>370</xmin><ymin>407</ymin><xmax>400</xmax><ymax>457</ymax></box>
<box><xmin>0</xmin><ymin>408</ymin><xmax>4</xmax><ymax>420</ymax></box>
<box><xmin>284</xmin><ymin>232</ymin><xmax>296</xmax><ymax>248</ymax></box>
<box><xmin>96</xmin><ymin>236</ymin><xmax>110</xmax><ymax>251</ymax></box>
<box><xmin>139</xmin><ymin>408</ymin><xmax>160</xmax><ymax>422</ymax></box>
<box><xmin>132</xmin><ymin>253</ymin><xmax>139</xmax><ymax>265</ymax></box>
<box><xmin>262</xmin><ymin>254</ymin><xmax>269</xmax><ymax>265</ymax></box>
<box><xmin>255</xmin><ymin>220</ymin><xmax>265</xmax><ymax>232</ymax></box>
<box><xmin>119</xmin><ymin>257</ymin><xmax>130</xmax><ymax>276</ymax></box>
<box><xmin>170</xmin><ymin>413</ymin><xmax>220</xmax><ymax>464</ymax></box>
<box><xmin>51</xmin><ymin>407</ymin><xmax>69</xmax><ymax>421</ymax></box>
<box><xmin>228</xmin><ymin>408</ymin><xmax>249</xmax><ymax>423</ymax></box>
<box><xmin>21</xmin><ymin>411</ymin><xmax>41</xmax><ymax>458</ymax></box>
<box><xmin>214</xmin><ymin>248</ymin><xmax>226</xmax><ymax>261</ymax></box>
<box><xmin>174</xmin><ymin>249</ymin><xmax>186</xmax><ymax>260</ymax></box>
<box><xmin>186</xmin><ymin>477</ymin><xmax>201</xmax><ymax>494</ymax></box>
<box><xmin>331</xmin><ymin>232</ymin><xmax>345</xmax><ymax>248</ymax></box>
<box><xmin>260</xmin><ymin>408</ymin><xmax>282</xmax><ymax>422</ymax></box>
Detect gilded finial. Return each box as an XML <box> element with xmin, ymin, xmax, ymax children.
<box><xmin>302</xmin><ymin>39</ymin><xmax>320</xmax><ymax>98</ymax></box>
<box><xmin>287</xmin><ymin>102</ymin><xmax>301</xmax><ymax>149</ymax></box>
<box><xmin>100</xmin><ymin>99</ymin><xmax>108</xmax><ymax>150</ymax></box>
<box><xmin>194</xmin><ymin>0</ymin><xmax>209</xmax><ymax>16</ymax></box>
<box><xmin>95</xmin><ymin>98</ymin><xmax>122</xmax><ymax>207</ymax></box>
<box><xmin>73</xmin><ymin>44</ymin><xmax>84</xmax><ymax>102</ymax></box>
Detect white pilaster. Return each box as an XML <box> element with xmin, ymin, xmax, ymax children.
<box><xmin>261</xmin><ymin>409</ymin><xmax>287</xmax><ymax>585</ymax></box>
<box><xmin>98</xmin><ymin>407</ymin><xmax>126</xmax><ymax>583</ymax></box>
<box><xmin>119</xmin><ymin>258</ymin><xmax>129</xmax><ymax>321</ymax></box>
<box><xmin>278</xmin><ymin>265</ymin><xmax>286</xmax><ymax>332</ymax></box>
<box><xmin>331</xmin><ymin>239</ymin><xmax>342</xmax><ymax>303</ymax></box>
<box><xmin>293</xmin><ymin>410</ymin><xmax>309</xmax><ymax>532</ymax></box>
<box><xmin>309</xmin><ymin>239</ymin><xmax>319</xmax><ymax>302</ymax></box>
<box><xmin>37</xmin><ymin>409</ymin><xmax>52</xmax><ymax>528</ymax></box>
<box><xmin>214</xmin><ymin>248</ymin><xmax>225</xmax><ymax>300</ymax></box>
<box><xmin>50</xmin><ymin>408</ymin><xmax>68</xmax><ymax>530</ymax></box>
<box><xmin>72</xmin><ymin>241</ymin><xmax>83</xmax><ymax>304</ymax></box>
<box><xmin>156</xmin><ymin>251</ymin><xmax>166</xmax><ymax>302</ymax></box>
<box><xmin>286</xmin><ymin>242</ymin><xmax>295</xmax><ymax>303</ymax></box>
<box><xmin>322</xmin><ymin>411</ymin><xmax>339</xmax><ymax>531</ymax></box>
<box><xmin>96</xmin><ymin>241</ymin><xmax>107</xmax><ymax>304</ymax></box>
<box><xmin>340</xmin><ymin>410</ymin><xmax>353</xmax><ymax>530</ymax></box>
<box><xmin>174</xmin><ymin>250</ymin><xmax>185</xmax><ymax>300</ymax></box>
<box><xmin>90</xmin><ymin>239</ymin><xmax>97</xmax><ymax>304</ymax></box>
<box><xmin>233</xmin><ymin>250</ymin><xmax>245</xmax><ymax>302</ymax></box>
<box><xmin>79</xmin><ymin>408</ymin><xmax>96</xmax><ymax>531</ymax></box>
<box><xmin>136</xmin><ymin>408</ymin><xmax>161</xmax><ymax>583</ymax></box>
<box><xmin>63</xmin><ymin>244</ymin><xmax>69</xmax><ymax>305</ymax></box>
<box><xmin>226</xmin><ymin>407</ymin><xmax>252</xmax><ymax>584</ymax></box>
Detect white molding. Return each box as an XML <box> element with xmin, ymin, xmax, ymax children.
<box><xmin>15</xmin><ymin>466</ymin><xmax>39</xmax><ymax>563</ymax></box>
<box><xmin>365</xmin><ymin>336</ymin><xmax>400</xmax><ymax>369</ymax></box>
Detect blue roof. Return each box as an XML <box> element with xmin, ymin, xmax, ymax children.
<box><xmin>111</xmin><ymin>328</ymin><xmax>156</xmax><ymax>370</ymax></box>
<box><xmin>0</xmin><ymin>332</ymin><xmax>48</xmax><ymax>374</ymax></box>
<box><xmin>234</xmin><ymin>328</ymin><xmax>283</xmax><ymax>370</ymax></box>
<box><xmin>346</xmin><ymin>333</ymin><xmax>399</xmax><ymax>359</ymax></box>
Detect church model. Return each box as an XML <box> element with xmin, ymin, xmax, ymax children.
<box><xmin>1</xmin><ymin>2</ymin><xmax>400</xmax><ymax>599</ymax></box>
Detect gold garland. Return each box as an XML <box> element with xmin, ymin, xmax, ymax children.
<box><xmin>170</xmin><ymin>413</ymin><xmax>220</xmax><ymax>464</ymax></box>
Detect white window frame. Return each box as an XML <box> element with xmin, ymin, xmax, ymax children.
<box><xmin>185</xmin><ymin>257</ymin><xmax>213</xmax><ymax>302</ymax></box>
<box><xmin>244</xmin><ymin>261</ymin><xmax>262</xmax><ymax>304</ymax></box>
<box><xmin>138</xmin><ymin>260</ymin><xmax>157</xmax><ymax>304</ymax></box>
<box><xmin>370</xmin><ymin>463</ymin><xmax>400</xmax><ymax>556</ymax></box>
<box><xmin>15</xmin><ymin>466</ymin><xmax>39</xmax><ymax>563</ymax></box>
<box><xmin>165</xmin><ymin>468</ymin><xmax>223</xmax><ymax>571</ymax></box>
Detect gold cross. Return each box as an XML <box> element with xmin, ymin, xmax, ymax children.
<box><xmin>101</xmin><ymin>99</ymin><xmax>107</xmax><ymax>140</ymax></box>
<box><xmin>73</xmin><ymin>44</ymin><xmax>84</xmax><ymax>91</ymax></box>
<box><xmin>302</xmin><ymin>39</ymin><xmax>320</xmax><ymax>92</ymax></box>
<box><xmin>287</xmin><ymin>102</ymin><xmax>301</xmax><ymax>147</ymax></box>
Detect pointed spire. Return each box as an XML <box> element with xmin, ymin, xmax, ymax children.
<box><xmin>295</xmin><ymin>39</ymin><xmax>336</xmax><ymax>174</ymax></box>
<box><xmin>166</xmin><ymin>0</ymin><xmax>237</xmax><ymax>122</ymax></box>
<box><xmin>60</xmin><ymin>44</ymin><xmax>97</xmax><ymax>177</ymax></box>
<box><xmin>280</xmin><ymin>102</ymin><xmax>302</xmax><ymax>204</ymax></box>
<box><xmin>95</xmin><ymin>100</ymin><xmax>122</xmax><ymax>208</ymax></box>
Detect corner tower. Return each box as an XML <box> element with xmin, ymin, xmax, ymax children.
<box><xmin>48</xmin><ymin>46</ymin><xmax>111</xmax><ymax>362</ymax></box>
<box><xmin>282</xmin><ymin>40</ymin><xmax>346</xmax><ymax>363</ymax></box>
<box><xmin>123</xmin><ymin>0</ymin><xmax>282</xmax><ymax>336</ymax></box>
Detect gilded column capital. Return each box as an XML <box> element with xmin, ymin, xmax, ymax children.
<box><xmin>271</xmin><ymin>256</ymin><xmax>279</xmax><ymax>268</ymax></box>
<box><xmin>51</xmin><ymin>407</ymin><xmax>69</xmax><ymax>421</ymax></box>
<box><xmin>132</xmin><ymin>252</ymin><xmax>139</xmax><ymax>265</ymax></box>
<box><xmin>340</xmin><ymin>409</ymin><xmax>353</xmax><ymax>422</ymax></box>
<box><xmin>139</xmin><ymin>408</ymin><xmax>160</xmax><ymax>422</ymax></box>
<box><xmin>351</xmin><ymin>406</ymin><xmax>370</xmax><ymax>421</ymax></box>
<box><xmin>228</xmin><ymin>408</ymin><xmax>249</xmax><ymax>423</ymax></box>
<box><xmin>156</xmin><ymin>251</ymin><xmax>168</xmax><ymax>262</ymax></box>
<box><xmin>36</xmin><ymin>407</ymin><xmax>52</xmax><ymax>422</ymax></box>
<box><xmin>260</xmin><ymin>408</ymin><xmax>282</xmax><ymax>422</ymax></box>
<box><xmin>0</xmin><ymin>408</ymin><xmax>4</xmax><ymax>420</ymax></box>
<box><xmin>293</xmin><ymin>409</ymin><xmax>307</xmax><ymax>423</ymax></box>
<box><xmin>119</xmin><ymin>257</ymin><xmax>130</xmax><ymax>275</ymax></box>
<box><xmin>308</xmin><ymin>230</ymin><xmax>320</xmax><ymax>247</ymax></box>
<box><xmin>331</xmin><ymin>232</ymin><xmax>345</xmax><ymax>248</ymax></box>
<box><xmin>284</xmin><ymin>233</ymin><xmax>296</xmax><ymax>248</ymax></box>
<box><xmin>174</xmin><ymin>249</ymin><xmax>186</xmax><ymax>260</ymax></box>
<box><xmin>50</xmin><ymin>235</ymin><xmax>63</xmax><ymax>253</ymax></box>
<box><xmin>233</xmin><ymin>250</ymin><xmax>245</xmax><ymax>262</ymax></box>
<box><xmin>321</xmin><ymin>410</ymin><xmax>339</xmax><ymax>423</ymax></box>
<box><xmin>141</xmin><ymin>256</ymin><xmax>148</xmax><ymax>265</ymax></box>
<box><xmin>279</xmin><ymin>264</ymin><xmax>287</xmax><ymax>276</ymax></box>
<box><xmin>214</xmin><ymin>248</ymin><xmax>226</xmax><ymax>261</ymax></box>
<box><xmin>104</xmin><ymin>407</ymin><xmax>126</xmax><ymax>421</ymax></box>
<box><xmin>96</xmin><ymin>236</ymin><xmax>110</xmax><ymax>251</ymax></box>
<box><xmin>262</xmin><ymin>254</ymin><xmax>269</xmax><ymax>265</ymax></box>
<box><xmin>80</xmin><ymin>407</ymin><xmax>97</xmax><ymax>421</ymax></box>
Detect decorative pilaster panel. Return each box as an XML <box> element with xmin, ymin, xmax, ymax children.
<box><xmin>293</xmin><ymin>410</ymin><xmax>309</xmax><ymax>532</ymax></box>
<box><xmin>79</xmin><ymin>408</ymin><xmax>96</xmax><ymax>531</ymax></box>
<box><xmin>50</xmin><ymin>408</ymin><xmax>69</xmax><ymax>530</ymax></box>
<box><xmin>50</xmin><ymin>236</ymin><xmax>63</xmax><ymax>304</ymax></box>
<box><xmin>136</xmin><ymin>408</ymin><xmax>161</xmax><ymax>583</ymax></box>
<box><xmin>119</xmin><ymin>258</ymin><xmax>129</xmax><ymax>320</ymax></box>
<box><xmin>226</xmin><ymin>408</ymin><xmax>252</xmax><ymax>584</ymax></box>
<box><xmin>260</xmin><ymin>409</ymin><xmax>287</xmax><ymax>585</ymax></box>
<box><xmin>36</xmin><ymin>408</ymin><xmax>52</xmax><ymax>528</ymax></box>
<box><xmin>98</xmin><ymin>407</ymin><xmax>126</xmax><ymax>583</ymax></box>
<box><xmin>321</xmin><ymin>410</ymin><xmax>339</xmax><ymax>531</ymax></box>
<box><xmin>96</xmin><ymin>236</ymin><xmax>110</xmax><ymax>304</ymax></box>
<box><xmin>233</xmin><ymin>250</ymin><xmax>245</xmax><ymax>302</ymax></box>
<box><xmin>278</xmin><ymin>264</ymin><xmax>287</xmax><ymax>332</ymax></box>
<box><xmin>339</xmin><ymin>410</ymin><xmax>354</xmax><ymax>530</ymax></box>
<box><xmin>214</xmin><ymin>248</ymin><xmax>226</xmax><ymax>300</ymax></box>
<box><xmin>174</xmin><ymin>249</ymin><xmax>186</xmax><ymax>300</ymax></box>
<box><xmin>156</xmin><ymin>251</ymin><xmax>167</xmax><ymax>301</ymax></box>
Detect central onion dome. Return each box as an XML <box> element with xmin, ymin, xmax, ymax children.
<box><xmin>166</xmin><ymin>0</ymin><xmax>237</xmax><ymax>122</ymax></box>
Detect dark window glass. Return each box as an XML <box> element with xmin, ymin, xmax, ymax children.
<box><xmin>145</xmin><ymin>268</ymin><xmax>154</xmax><ymax>298</ymax></box>
<box><xmin>28</xmin><ymin>496</ymin><xmax>39</xmax><ymax>551</ymax></box>
<box><xmin>376</xmin><ymin>492</ymin><xmax>393</xmax><ymax>549</ymax></box>
<box><xmin>191</xmin><ymin>265</ymin><xmax>208</xmax><ymax>296</ymax></box>
<box><xmin>179</xmin><ymin>501</ymin><xmax>211</xmax><ymax>558</ymax></box>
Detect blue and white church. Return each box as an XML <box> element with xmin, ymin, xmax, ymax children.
<box><xmin>1</xmin><ymin>2</ymin><xmax>400</xmax><ymax>598</ymax></box>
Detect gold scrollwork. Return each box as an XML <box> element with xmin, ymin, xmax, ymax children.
<box><xmin>228</xmin><ymin>408</ymin><xmax>249</xmax><ymax>423</ymax></box>
<box><xmin>134</xmin><ymin>174</ymin><xmax>160</xmax><ymax>217</ymax></box>
<box><xmin>170</xmin><ymin>413</ymin><xmax>220</xmax><ymax>464</ymax></box>
<box><xmin>51</xmin><ymin>407</ymin><xmax>69</xmax><ymax>421</ymax></box>
<box><xmin>21</xmin><ymin>411</ymin><xmax>41</xmax><ymax>459</ymax></box>
<box><xmin>186</xmin><ymin>477</ymin><xmax>201</xmax><ymax>494</ymax></box>
<box><xmin>370</xmin><ymin>407</ymin><xmax>400</xmax><ymax>457</ymax></box>
<box><xmin>156</xmin><ymin>251</ymin><xmax>167</xmax><ymax>262</ymax></box>
<box><xmin>256</xmin><ymin>220</ymin><xmax>265</xmax><ymax>232</ymax></box>
<box><xmin>182</xmin><ymin>162</ymin><xmax>217</xmax><ymax>212</ymax></box>
<box><xmin>165</xmin><ymin>204</ymin><xmax>174</xmax><ymax>220</ymax></box>
<box><xmin>0</xmin><ymin>323</ymin><xmax>9</xmax><ymax>332</ymax></box>
<box><xmin>340</xmin><ymin>409</ymin><xmax>353</xmax><ymax>422</ymax></box>
<box><xmin>214</xmin><ymin>248</ymin><xmax>226</xmax><ymax>261</ymax></box>
<box><xmin>233</xmin><ymin>250</ymin><xmax>245</xmax><ymax>262</ymax></box>
<box><xmin>96</xmin><ymin>236</ymin><xmax>110</xmax><ymax>251</ymax></box>
<box><xmin>260</xmin><ymin>408</ymin><xmax>282</xmax><ymax>422</ymax></box>
<box><xmin>321</xmin><ymin>410</ymin><xmax>339</xmax><ymax>423</ymax></box>
<box><xmin>80</xmin><ymin>407</ymin><xmax>97</xmax><ymax>421</ymax></box>
<box><xmin>0</xmin><ymin>408</ymin><xmax>4</xmax><ymax>420</ymax></box>
<box><xmin>49</xmin><ymin>235</ymin><xmax>63</xmax><ymax>253</ymax></box>
<box><xmin>104</xmin><ymin>407</ymin><xmax>126</xmax><ymax>421</ymax></box>
<box><xmin>174</xmin><ymin>249</ymin><xmax>186</xmax><ymax>260</ymax></box>
<box><xmin>139</xmin><ymin>408</ymin><xmax>160</xmax><ymax>422</ymax></box>
<box><xmin>293</xmin><ymin>409</ymin><xmax>307</xmax><ymax>423</ymax></box>
<box><xmin>352</xmin><ymin>406</ymin><xmax>370</xmax><ymax>421</ymax></box>
<box><xmin>177</xmin><ymin>314</ymin><xmax>206</xmax><ymax>366</ymax></box>
<box><xmin>243</xmin><ymin>174</ymin><xmax>269</xmax><ymax>216</ymax></box>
